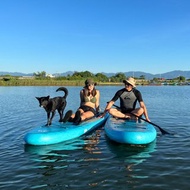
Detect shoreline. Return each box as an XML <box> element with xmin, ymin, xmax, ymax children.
<box><xmin>0</xmin><ymin>80</ymin><xmax>189</xmax><ymax>86</ymax></box>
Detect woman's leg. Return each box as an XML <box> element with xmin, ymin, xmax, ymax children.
<box><xmin>81</xmin><ymin>111</ymin><xmax>95</xmax><ymax>121</ymax></box>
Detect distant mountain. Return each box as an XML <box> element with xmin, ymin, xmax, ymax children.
<box><xmin>154</xmin><ymin>70</ymin><xmax>190</xmax><ymax>79</ymax></box>
<box><xmin>1</xmin><ymin>70</ymin><xmax>190</xmax><ymax>79</ymax></box>
<box><xmin>0</xmin><ymin>71</ymin><xmax>33</xmax><ymax>76</ymax></box>
<box><xmin>58</xmin><ymin>70</ymin><xmax>190</xmax><ymax>79</ymax></box>
<box><xmin>54</xmin><ymin>71</ymin><xmax>74</xmax><ymax>77</ymax></box>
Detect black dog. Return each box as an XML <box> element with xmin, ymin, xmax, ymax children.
<box><xmin>36</xmin><ymin>87</ymin><xmax>68</xmax><ymax>126</ymax></box>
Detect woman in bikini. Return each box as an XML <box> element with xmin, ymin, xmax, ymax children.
<box><xmin>63</xmin><ymin>79</ymin><xmax>100</xmax><ymax>124</ymax></box>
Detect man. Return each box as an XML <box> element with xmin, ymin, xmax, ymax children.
<box><xmin>103</xmin><ymin>77</ymin><xmax>150</xmax><ymax>121</ymax></box>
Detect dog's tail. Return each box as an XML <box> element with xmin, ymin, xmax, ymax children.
<box><xmin>56</xmin><ymin>87</ymin><xmax>68</xmax><ymax>99</ymax></box>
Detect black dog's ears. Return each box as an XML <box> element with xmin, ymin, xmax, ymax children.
<box><xmin>35</xmin><ymin>96</ymin><xmax>50</xmax><ymax>100</ymax></box>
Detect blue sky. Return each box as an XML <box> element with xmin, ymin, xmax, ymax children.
<box><xmin>0</xmin><ymin>0</ymin><xmax>190</xmax><ymax>75</ymax></box>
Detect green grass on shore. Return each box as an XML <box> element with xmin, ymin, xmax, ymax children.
<box><xmin>0</xmin><ymin>79</ymin><xmax>126</xmax><ymax>86</ymax></box>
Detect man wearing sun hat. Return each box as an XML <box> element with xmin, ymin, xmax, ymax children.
<box><xmin>103</xmin><ymin>77</ymin><xmax>150</xmax><ymax>121</ymax></box>
<box><xmin>123</xmin><ymin>77</ymin><xmax>136</xmax><ymax>87</ymax></box>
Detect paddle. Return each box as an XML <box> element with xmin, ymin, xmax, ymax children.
<box><xmin>112</xmin><ymin>104</ymin><xmax>171</xmax><ymax>135</ymax></box>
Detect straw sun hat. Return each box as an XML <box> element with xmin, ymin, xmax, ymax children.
<box><xmin>123</xmin><ymin>77</ymin><xmax>136</xmax><ymax>87</ymax></box>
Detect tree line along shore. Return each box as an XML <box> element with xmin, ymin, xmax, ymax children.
<box><xmin>0</xmin><ymin>71</ymin><xmax>189</xmax><ymax>86</ymax></box>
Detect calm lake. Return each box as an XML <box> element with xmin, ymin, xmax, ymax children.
<box><xmin>0</xmin><ymin>85</ymin><xmax>190</xmax><ymax>190</ymax></box>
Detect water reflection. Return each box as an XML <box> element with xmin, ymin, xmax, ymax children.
<box><xmin>24</xmin><ymin>131</ymin><xmax>102</xmax><ymax>166</ymax></box>
<box><xmin>24</xmin><ymin>138</ymin><xmax>88</xmax><ymax>180</ymax></box>
<box><xmin>24</xmin><ymin>132</ymin><xmax>105</xmax><ymax>189</ymax></box>
<box><xmin>83</xmin><ymin>129</ymin><xmax>101</xmax><ymax>154</ymax></box>
<box><xmin>24</xmin><ymin>138</ymin><xmax>85</xmax><ymax>156</ymax></box>
<box><xmin>106</xmin><ymin>138</ymin><xmax>156</xmax><ymax>172</ymax></box>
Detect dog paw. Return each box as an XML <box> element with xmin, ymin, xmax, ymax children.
<box><xmin>46</xmin><ymin>123</ymin><xmax>51</xmax><ymax>126</ymax></box>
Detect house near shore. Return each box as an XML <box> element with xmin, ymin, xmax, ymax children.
<box><xmin>46</xmin><ymin>73</ymin><xmax>55</xmax><ymax>78</ymax></box>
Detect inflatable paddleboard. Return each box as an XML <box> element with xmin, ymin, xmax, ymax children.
<box><xmin>104</xmin><ymin>115</ymin><xmax>157</xmax><ymax>145</ymax></box>
<box><xmin>24</xmin><ymin>113</ymin><xmax>108</xmax><ymax>145</ymax></box>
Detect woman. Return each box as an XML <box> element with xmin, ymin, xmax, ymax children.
<box><xmin>63</xmin><ymin>79</ymin><xmax>100</xmax><ymax>124</ymax></box>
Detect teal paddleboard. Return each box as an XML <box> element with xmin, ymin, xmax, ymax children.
<box><xmin>104</xmin><ymin>115</ymin><xmax>157</xmax><ymax>145</ymax></box>
<box><xmin>24</xmin><ymin>113</ymin><xmax>108</xmax><ymax>145</ymax></box>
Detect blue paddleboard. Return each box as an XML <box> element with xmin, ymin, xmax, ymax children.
<box><xmin>24</xmin><ymin>113</ymin><xmax>108</xmax><ymax>145</ymax></box>
<box><xmin>104</xmin><ymin>115</ymin><xmax>157</xmax><ymax>145</ymax></box>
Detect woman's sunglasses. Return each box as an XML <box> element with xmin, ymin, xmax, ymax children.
<box><xmin>86</xmin><ymin>84</ymin><xmax>94</xmax><ymax>87</ymax></box>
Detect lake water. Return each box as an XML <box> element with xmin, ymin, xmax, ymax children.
<box><xmin>0</xmin><ymin>85</ymin><xmax>190</xmax><ymax>190</ymax></box>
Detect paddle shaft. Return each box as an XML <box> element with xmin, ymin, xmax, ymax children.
<box><xmin>112</xmin><ymin>104</ymin><xmax>171</xmax><ymax>135</ymax></box>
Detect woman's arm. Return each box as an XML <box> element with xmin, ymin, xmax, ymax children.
<box><xmin>79</xmin><ymin>90</ymin><xmax>84</xmax><ymax>106</ymax></box>
<box><xmin>95</xmin><ymin>90</ymin><xmax>100</xmax><ymax>112</ymax></box>
<box><xmin>104</xmin><ymin>101</ymin><xmax>114</xmax><ymax>113</ymax></box>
